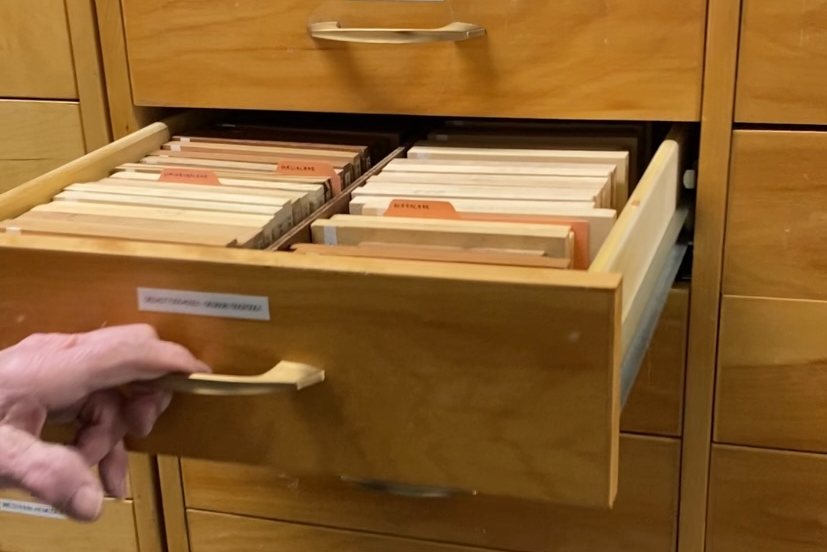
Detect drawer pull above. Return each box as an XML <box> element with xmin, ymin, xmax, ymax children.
<box><xmin>341</xmin><ymin>476</ymin><xmax>472</xmax><ymax>498</ymax></box>
<box><xmin>152</xmin><ymin>361</ymin><xmax>325</xmax><ymax>396</ymax></box>
<box><xmin>307</xmin><ymin>21</ymin><xmax>486</xmax><ymax>44</ymax></box>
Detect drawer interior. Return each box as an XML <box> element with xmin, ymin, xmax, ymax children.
<box><xmin>0</xmin><ymin>109</ymin><xmax>696</xmax><ymax>509</ymax></box>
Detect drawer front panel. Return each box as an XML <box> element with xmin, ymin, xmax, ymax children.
<box><xmin>182</xmin><ymin>435</ymin><xmax>680</xmax><ymax>552</ymax></box>
<box><xmin>0</xmin><ymin>241</ymin><xmax>622</xmax><ymax>508</ymax></box>
<box><xmin>724</xmin><ymin>130</ymin><xmax>827</xmax><ymax>300</ymax></box>
<box><xmin>0</xmin><ymin>100</ymin><xmax>86</xmax><ymax>194</ymax></box>
<box><xmin>121</xmin><ymin>0</ymin><xmax>706</xmax><ymax>120</ymax></box>
<box><xmin>707</xmin><ymin>445</ymin><xmax>827</xmax><ymax>552</ymax></box>
<box><xmin>736</xmin><ymin>0</ymin><xmax>827</xmax><ymax>124</ymax></box>
<box><xmin>0</xmin><ymin>0</ymin><xmax>77</xmax><ymax>99</ymax></box>
<box><xmin>0</xmin><ymin>492</ymin><xmax>137</xmax><ymax>552</ymax></box>
<box><xmin>187</xmin><ymin>510</ymin><xmax>479</xmax><ymax>552</ymax></box>
<box><xmin>716</xmin><ymin>295</ymin><xmax>827</xmax><ymax>451</ymax></box>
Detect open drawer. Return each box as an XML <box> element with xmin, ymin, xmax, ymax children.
<box><xmin>0</xmin><ymin>112</ymin><xmax>692</xmax><ymax>509</ymax></box>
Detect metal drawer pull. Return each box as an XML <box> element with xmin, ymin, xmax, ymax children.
<box><xmin>153</xmin><ymin>360</ymin><xmax>325</xmax><ymax>396</ymax></box>
<box><xmin>341</xmin><ymin>476</ymin><xmax>472</xmax><ymax>498</ymax></box>
<box><xmin>308</xmin><ymin>21</ymin><xmax>485</xmax><ymax>44</ymax></box>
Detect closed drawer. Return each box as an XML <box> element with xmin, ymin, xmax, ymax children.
<box><xmin>716</xmin><ymin>295</ymin><xmax>827</xmax><ymax>452</ymax></box>
<box><xmin>620</xmin><ymin>285</ymin><xmax>688</xmax><ymax>437</ymax></box>
<box><xmin>121</xmin><ymin>0</ymin><xmax>706</xmax><ymax>121</ymax></box>
<box><xmin>735</xmin><ymin>0</ymin><xmax>827</xmax><ymax>125</ymax></box>
<box><xmin>186</xmin><ymin>437</ymin><xmax>680</xmax><ymax>552</ymax></box>
<box><xmin>723</xmin><ymin>130</ymin><xmax>827</xmax><ymax>300</ymax></box>
<box><xmin>707</xmin><ymin>444</ymin><xmax>827</xmax><ymax>552</ymax></box>
<box><xmin>0</xmin><ymin>112</ymin><xmax>692</xmax><ymax>509</ymax></box>
<box><xmin>0</xmin><ymin>0</ymin><xmax>77</xmax><ymax>99</ymax></box>
<box><xmin>180</xmin><ymin>435</ymin><xmax>680</xmax><ymax>552</ymax></box>
<box><xmin>0</xmin><ymin>100</ymin><xmax>86</xmax><ymax>194</ymax></box>
<box><xmin>0</xmin><ymin>490</ymin><xmax>138</xmax><ymax>552</ymax></box>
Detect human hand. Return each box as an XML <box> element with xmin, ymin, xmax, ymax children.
<box><xmin>0</xmin><ymin>324</ymin><xmax>210</xmax><ymax>522</ymax></box>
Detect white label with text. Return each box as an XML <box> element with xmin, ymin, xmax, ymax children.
<box><xmin>0</xmin><ymin>499</ymin><xmax>67</xmax><ymax>519</ymax></box>
<box><xmin>137</xmin><ymin>288</ymin><xmax>270</xmax><ymax>321</ymax></box>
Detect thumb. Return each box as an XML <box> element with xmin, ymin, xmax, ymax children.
<box><xmin>0</xmin><ymin>425</ymin><xmax>104</xmax><ymax>521</ymax></box>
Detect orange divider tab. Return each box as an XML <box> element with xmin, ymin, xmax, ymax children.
<box><xmin>276</xmin><ymin>160</ymin><xmax>341</xmax><ymax>195</ymax></box>
<box><xmin>158</xmin><ymin>167</ymin><xmax>221</xmax><ymax>185</ymax></box>
<box><xmin>383</xmin><ymin>199</ymin><xmax>590</xmax><ymax>269</ymax></box>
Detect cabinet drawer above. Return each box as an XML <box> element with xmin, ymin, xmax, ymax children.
<box><xmin>0</xmin><ymin>112</ymin><xmax>693</xmax><ymax>509</ymax></box>
<box><xmin>121</xmin><ymin>0</ymin><xmax>706</xmax><ymax>121</ymax></box>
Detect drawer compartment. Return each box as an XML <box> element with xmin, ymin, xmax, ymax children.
<box><xmin>707</xmin><ymin>445</ymin><xmax>827</xmax><ymax>552</ymax></box>
<box><xmin>735</xmin><ymin>0</ymin><xmax>827</xmax><ymax>125</ymax></box>
<box><xmin>716</xmin><ymin>295</ymin><xmax>827</xmax><ymax>452</ymax></box>
<box><xmin>179</xmin><ymin>435</ymin><xmax>680</xmax><ymax>552</ymax></box>
<box><xmin>0</xmin><ymin>1</ymin><xmax>77</xmax><ymax>99</ymax></box>
<box><xmin>0</xmin><ymin>113</ymin><xmax>692</xmax><ymax>509</ymax></box>
<box><xmin>0</xmin><ymin>491</ymin><xmax>138</xmax><ymax>552</ymax></box>
<box><xmin>120</xmin><ymin>0</ymin><xmax>706</xmax><ymax>121</ymax></box>
<box><xmin>0</xmin><ymin>100</ymin><xmax>86</xmax><ymax>194</ymax></box>
<box><xmin>724</xmin><ymin>130</ymin><xmax>827</xmax><ymax>300</ymax></box>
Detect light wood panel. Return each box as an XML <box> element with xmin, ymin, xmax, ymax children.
<box><xmin>716</xmin><ymin>295</ymin><xmax>827</xmax><ymax>452</ymax></box>
<box><xmin>724</xmin><ymin>130</ymin><xmax>827</xmax><ymax>300</ymax></box>
<box><xmin>621</xmin><ymin>285</ymin><xmax>688</xmax><ymax>437</ymax></box>
<box><xmin>66</xmin><ymin>0</ymin><xmax>112</xmax><ymax>151</ymax></box>
<box><xmin>735</xmin><ymin>0</ymin><xmax>827</xmax><ymax>125</ymax></box>
<box><xmin>0</xmin><ymin>100</ymin><xmax>86</xmax><ymax>194</ymax></box>
<box><xmin>0</xmin><ymin>493</ymin><xmax>137</xmax><ymax>552</ymax></box>
<box><xmin>0</xmin><ymin>0</ymin><xmax>77</xmax><ymax>99</ymax></box>
<box><xmin>187</xmin><ymin>510</ymin><xmax>483</xmax><ymax>552</ymax></box>
<box><xmin>94</xmin><ymin>0</ymin><xmax>167</xmax><ymax>139</ymax></box>
<box><xmin>181</xmin><ymin>435</ymin><xmax>680</xmax><ymax>552</ymax></box>
<box><xmin>120</xmin><ymin>0</ymin><xmax>706</xmax><ymax>121</ymax></box>
<box><xmin>707</xmin><ymin>445</ymin><xmax>827</xmax><ymax>552</ymax></box>
<box><xmin>0</xmin><ymin>237</ymin><xmax>621</xmax><ymax>508</ymax></box>
<box><xmin>678</xmin><ymin>0</ymin><xmax>743</xmax><ymax>548</ymax></box>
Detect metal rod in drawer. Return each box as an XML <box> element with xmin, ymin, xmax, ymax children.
<box><xmin>620</xmin><ymin>240</ymin><xmax>688</xmax><ymax>408</ymax></box>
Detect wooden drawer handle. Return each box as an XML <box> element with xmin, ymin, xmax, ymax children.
<box><xmin>307</xmin><ymin>21</ymin><xmax>486</xmax><ymax>44</ymax></box>
<box><xmin>152</xmin><ymin>361</ymin><xmax>325</xmax><ymax>396</ymax></box>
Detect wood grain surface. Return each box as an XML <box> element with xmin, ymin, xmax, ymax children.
<box><xmin>0</xmin><ymin>235</ymin><xmax>622</xmax><ymax>508</ymax></box>
<box><xmin>121</xmin><ymin>0</ymin><xmax>706</xmax><ymax>120</ymax></box>
<box><xmin>0</xmin><ymin>100</ymin><xmax>86</xmax><ymax>194</ymax></box>
<box><xmin>735</xmin><ymin>0</ymin><xmax>827</xmax><ymax>124</ymax></box>
<box><xmin>707</xmin><ymin>444</ymin><xmax>827</xmax><ymax>552</ymax></box>
<box><xmin>0</xmin><ymin>0</ymin><xmax>77</xmax><ymax>99</ymax></box>
<box><xmin>181</xmin><ymin>435</ymin><xmax>680</xmax><ymax>552</ymax></box>
<box><xmin>724</xmin><ymin>130</ymin><xmax>827</xmax><ymax>300</ymax></box>
<box><xmin>716</xmin><ymin>295</ymin><xmax>827</xmax><ymax>453</ymax></box>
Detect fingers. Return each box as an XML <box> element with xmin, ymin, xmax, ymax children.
<box><xmin>0</xmin><ymin>425</ymin><xmax>103</xmax><ymax>522</ymax></box>
<box><xmin>72</xmin><ymin>391</ymin><xmax>130</xmax><ymax>468</ymax></box>
<box><xmin>98</xmin><ymin>441</ymin><xmax>128</xmax><ymax>499</ymax></box>
<box><xmin>121</xmin><ymin>387</ymin><xmax>173</xmax><ymax>437</ymax></box>
<box><xmin>74</xmin><ymin>324</ymin><xmax>212</xmax><ymax>392</ymax></box>
<box><xmin>2</xmin><ymin>324</ymin><xmax>212</xmax><ymax>411</ymax></box>
<box><xmin>73</xmin><ymin>387</ymin><xmax>170</xmax><ymax>497</ymax></box>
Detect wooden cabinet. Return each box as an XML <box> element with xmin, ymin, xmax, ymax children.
<box><xmin>707</xmin><ymin>445</ymin><xmax>827</xmax><ymax>552</ymax></box>
<box><xmin>735</xmin><ymin>0</ymin><xmax>827</xmax><ymax>125</ymax></box>
<box><xmin>177</xmin><ymin>436</ymin><xmax>680</xmax><ymax>552</ymax></box>
<box><xmin>120</xmin><ymin>0</ymin><xmax>707</xmax><ymax>121</ymax></box>
<box><xmin>0</xmin><ymin>0</ymin><xmax>77</xmax><ymax>99</ymax></box>
<box><xmin>724</xmin><ymin>130</ymin><xmax>827</xmax><ymax>300</ymax></box>
<box><xmin>0</xmin><ymin>101</ymin><xmax>86</xmax><ymax>194</ymax></box>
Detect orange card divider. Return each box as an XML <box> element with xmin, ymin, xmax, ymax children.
<box><xmin>275</xmin><ymin>160</ymin><xmax>341</xmax><ymax>195</ymax></box>
<box><xmin>158</xmin><ymin>167</ymin><xmax>221</xmax><ymax>185</ymax></box>
<box><xmin>384</xmin><ymin>199</ymin><xmax>590</xmax><ymax>269</ymax></box>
